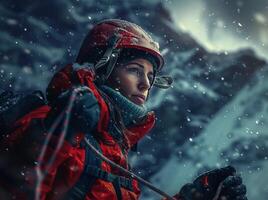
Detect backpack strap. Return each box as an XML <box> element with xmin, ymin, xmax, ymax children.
<box><xmin>85</xmin><ymin>165</ymin><xmax>133</xmax><ymax>190</ymax></box>
<box><xmin>65</xmin><ymin>132</ymin><xmax>134</xmax><ymax>200</ymax></box>
<box><xmin>64</xmin><ymin>133</ymin><xmax>102</xmax><ymax>200</ymax></box>
<box><xmin>68</xmin><ymin>164</ymin><xmax>134</xmax><ymax>200</ymax></box>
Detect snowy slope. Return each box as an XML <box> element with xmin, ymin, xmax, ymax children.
<box><xmin>144</xmin><ymin>67</ymin><xmax>268</xmax><ymax>199</ymax></box>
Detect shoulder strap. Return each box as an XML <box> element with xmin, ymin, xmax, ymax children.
<box><xmin>64</xmin><ymin>134</ymin><xmax>102</xmax><ymax>200</ymax></box>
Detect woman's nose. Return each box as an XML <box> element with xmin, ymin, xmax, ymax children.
<box><xmin>138</xmin><ymin>75</ymin><xmax>151</xmax><ymax>91</ymax></box>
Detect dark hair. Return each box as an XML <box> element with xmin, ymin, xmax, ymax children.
<box><xmin>116</xmin><ymin>49</ymin><xmax>158</xmax><ymax>71</ymax></box>
<box><xmin>96</xmin><ymin>89</ymin><xmax>131</xmax><ymax>152</ymax></box>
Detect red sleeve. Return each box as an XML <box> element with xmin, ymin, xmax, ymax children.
<box><xmin>38</xmin><ymin>135</ymin><xmax>85</xmax><ymax>200</ymax></box>
<box><xmin>46</xmin><ymin>63</ymin><xmax>96</xmax><ymax>104</ymax></box>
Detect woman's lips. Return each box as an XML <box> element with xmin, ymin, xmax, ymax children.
<box><xmin>131</xmin><ymin>95</ymin><xmax>146</xmax><ymax>105</ymax></box>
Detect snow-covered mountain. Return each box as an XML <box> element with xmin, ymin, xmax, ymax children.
<box><xmin>1</xmin><ymin>0</ymin><xmax>267</xmax><ymax>199</ymax></box>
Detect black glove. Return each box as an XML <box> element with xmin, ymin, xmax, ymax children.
<box><xmin>219</xmin><ymin>175</ymin><xmax>247</xmax><ymax>200</ymax></box>
<box><xmin>45</xmin><ymin>86</ymin><xmax>100</xmax><ymax>143</ymax></box>
<box><xmin>177</xmin><ymin>166</ymin><xmax>247</xmax><ymax>200</ymax></box>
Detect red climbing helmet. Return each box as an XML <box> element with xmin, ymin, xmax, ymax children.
<box><xmin>76</xmin><ymin>19</ymin><xmax>172</xmax><ymax>88</ymax></box>
<box><xmin>76</xmin><ymin>19</ymin><xmax>164</xmax><ymax>71</ymax></box>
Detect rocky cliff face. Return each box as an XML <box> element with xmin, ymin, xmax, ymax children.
<box><xmin>1</xmin><ymin>1</ymin><xmax>267</xmax><ymax>199</ymax></box>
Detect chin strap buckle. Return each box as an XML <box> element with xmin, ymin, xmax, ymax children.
<box><xmin>153</xmin><ymin>75</ymin><xmax>173</xmax><ymax>89</ymax></box>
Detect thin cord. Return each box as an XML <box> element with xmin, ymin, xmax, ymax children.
<box><xmin>35</xmin><ymin>89</ymin><xmax>78</xmax><ymax>200</ymax></box>
<box><xmin>83</xmin><ymin>137</ymin><xmax>175</xmax><ymax>200</ymax></box>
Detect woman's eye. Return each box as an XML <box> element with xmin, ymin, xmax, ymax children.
<box><xmin>127</xmin><ymin>67</ymin><xmax>141</xmax><ymax>75</ymax></box>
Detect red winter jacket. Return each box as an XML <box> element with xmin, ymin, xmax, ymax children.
<box><xmin>1</xmin><ymin>64</ymin><xmax>156</xmax><ymax>200</ymax></box>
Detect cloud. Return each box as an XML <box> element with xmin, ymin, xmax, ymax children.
<box><xmin>165</xmin><ymin>0</ymin><xmax>268</xmax><ymax>59</ymax></box>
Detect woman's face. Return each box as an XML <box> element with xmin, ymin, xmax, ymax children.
<box><xmin>108</xmin><ymin>58</ymin><xmax>154</xmax><ymax>105</ymax></box>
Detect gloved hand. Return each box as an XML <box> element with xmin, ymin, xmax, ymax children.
<box><xmin>174</xmin><ymin>166</ymin><xmax>247</xmax><ymax>200</ymax></box>
<box><xmin>45</xmin><ymin>86</ymin><xmax>100</xmax><ymax>143</ymax></box>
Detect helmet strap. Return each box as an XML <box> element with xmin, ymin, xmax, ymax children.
<box><xmin>103</xmin><ymin>48</ymin><xmax>121</xmax><ymax>80</ymax></box>
<box><xmin>94</xmin><ymin>33</ymin><xmax>121</xmax><ymax>71</ymax></box>
<box><xmin>153</xmin><ymin>75</ymin><xmax>173</xmax><ymax>89</ymax></box>
<box><xmin>94</xmin><ymin>33</ymin><xmax>122</xmax><ymax>84</ymax></box>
